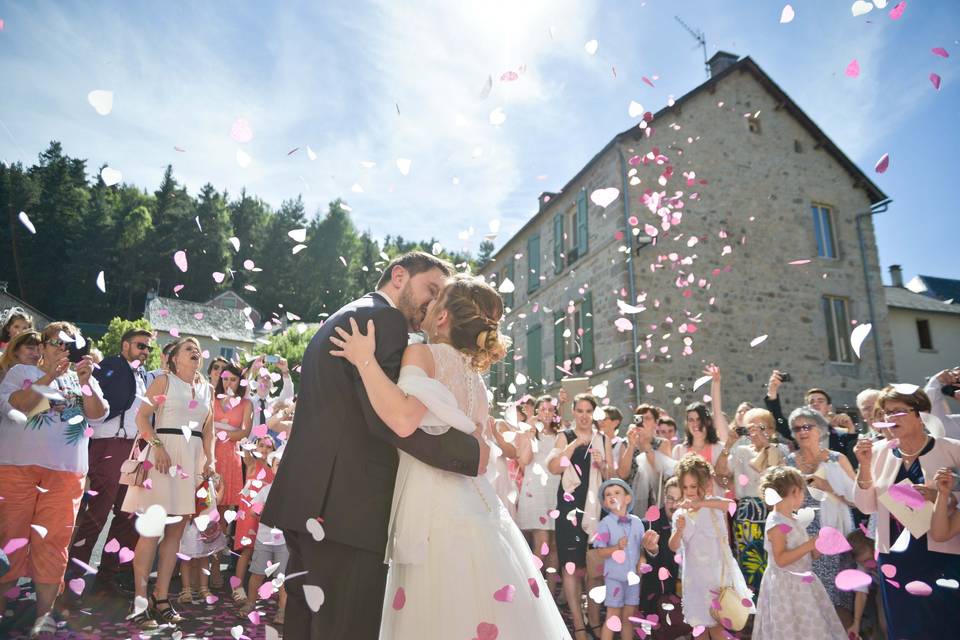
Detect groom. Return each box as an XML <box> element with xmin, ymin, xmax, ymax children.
<box><xmin>261</xmin><ymin>251</ymin><xmax>487</xmax><ymax>640</ymax></box>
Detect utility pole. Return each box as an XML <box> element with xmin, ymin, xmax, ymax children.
<box><xmin>675</xmin><ymin>16</ymin><xmax>709</xmax><ymax>80</ymax></box>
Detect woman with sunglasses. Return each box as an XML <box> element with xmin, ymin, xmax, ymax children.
<box><xmin>854</xmin><ymin>385</ymin><xmax>960</xmax><ymax>639</ymax></box>
<box><xmin>0</xmin><ymin>330</ymin><xmax>42</xmax><ymax>383</ymax></box>
<box><xmin>784</xmin><ymin>407</ymin><xmax>856</xmax><ymax>625</ymax></box>
<box><xmin>0</xmin><ymin>322</ymin><xmax>108</xmax><ymax>638</ymax></box>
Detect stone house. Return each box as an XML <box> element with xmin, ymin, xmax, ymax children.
<box><xmin>480</xmin><ymin>52</ymin><xmax>895</xmax><ymax>424</ymax></box>
<box><xmin>144</xmin><ymin>292</ymin><xmax>257</xmax><ymax>362</ymax></box>
<box><xmin>885</xmin><ymin>265</ymin><xmax>960</xmax><ymax>387</ymax></box>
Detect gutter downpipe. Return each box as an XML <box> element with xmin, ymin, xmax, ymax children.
<box><xmin>855</xmin><ymin>197</ymin><xmax>892</xmax><ymax>386</ymax></box>
<box><xmin>618</xmin><ymin>145</ymin><xmax>642</xmax><ymax>406</ymax></box>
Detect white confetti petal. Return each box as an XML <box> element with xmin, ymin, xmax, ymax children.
<box><xmin>628</xmin><ymin>101</ymin><xmax>645</xmax><ymax>118</ymax></box>
<box><xmin>750</xmin><ymin>334</ymin><xmax>768</xmax><ymax>348</ymax></box>
<box><xmin>229</xmin><ymin>237</ymin><xmax>241</xmax><ymax>252</ymax></box>
<box><xmin>236</xmin><ymin>149</ymin><xmax>252</xmax><ymax>168</ymax></box>
<box><xmin>764</xmin><ymin>488</ymin><xmax>782</xmax><ymax>506</ymax></box>
<box><xmin>584</xmin><ymin>39</ymin><xmax>599</xmax><ymax>55</ymax></box>
<box><xmin>18</xmin><ymin>211</ymin><xmax>36</xmax><ymax>234</ymax></box>
<box><xmin>96</xmin><ymin>271</ymin><xmax>106</xmax><ymax>293</ymax></box>
<box><xmin>288</xmin><ymin>228</ymin><xmax>307</xmax><ymax>243</ymax></box>
<box><xmin>101</xmin><ymin>166</ymin><xmax>122</xmax><ymax>187</ymax></box>
<box><xmin>850</xmin><ymin>323</ymin><xmax>872</xmax><ymax>358</ymax></box>
<box><xmin>292</xmin><ymin>244</ymin><xmax>307</xmax><ymax>254</ymax></box>
<box><xmin>851</xmin><ymin>0</ymin><xmax>873</xmax><ymax>17</ymax></box>
<box><xmin>489</xmin><ymin>107</ymin><xmax>507</xmax><ymax>126</ymax></box>
<box><xmin>87</xmin><ymin>90</ymin><xmax>114</xmax><ymax>115</ymax></box>
<box><xmin>303</xmin><ymin>584</ymin><xmax>325</xmax><ymax>611</ymax></box>
<box><xmin>396</xmin><ymin>158</ymin><xmax>412</xmax><ymax>176</ymax></box>
<box><xmin>497</xmin><ymin>278</ymin><xmax>516</xmax><ymax>294</ymax></box>
<box><xmin>306</xmin><ymin>146</ymin><xmax>317</xmax><ymax>161</ymax></box>
<box><xmin>779</xmin><ymin>4</ymin><xmax>796</xmax><ymax>23</ymax></box>
<box><xmin>693</xmin><ymin>375</ymin><xmax>713</xmax><ymax>392</ymax></box>
<box><xmin>590</xmin><ymin>188</ymin><xmax>620</xmax><ymax>208</ymax></box>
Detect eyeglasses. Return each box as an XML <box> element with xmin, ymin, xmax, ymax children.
<box><xmin>134</xmin><ymin>342</ymin><xmax>153</xmax><ymax>352</ymax></box>
<box><xmin>882</xmin><ymin>410</ymin><xmax>913</xmax><ymax>420</ymax></box>
<box><xmin>44</xmin><ymin>338</ymin><xmax>70</xmax><ymax>348</ymax></box>
<box><xmin>791</xmin><ymin>423</ymin><xmax>818</xmax><ymax>433</ymax></box>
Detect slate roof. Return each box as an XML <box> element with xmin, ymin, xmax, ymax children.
<box><xmin>906</xmin><ymin>275</ymin><xmax>960</xmax><ymax>304</ymax></box>
<box><xmin>145</xmin><ymin>296</ymin><xmax>255</xmax><ymax>343</ymax></box>
<box><xmin>0</xmin><ymin>290</ymin><xmax>52</xmax><ymax>329</ymax></box>
<box><xmin>885</xmin><ymin>286</ymin><xmax>960</xmax><ymax>316</ymax></box>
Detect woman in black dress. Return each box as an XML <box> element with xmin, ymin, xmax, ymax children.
<box><xmin>547</xmin><ymin>393</ymin><xmax>613</xmax><ymax>640</ymax></box>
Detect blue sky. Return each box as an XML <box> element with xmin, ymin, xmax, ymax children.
<box><xmin>1</xmin><ymin>0</ymin><xmax>957</xmax><ymax>281</ymax></box>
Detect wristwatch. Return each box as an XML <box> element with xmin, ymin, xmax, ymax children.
<box><xmin>149</xmin><ymin>437</ymin><xmax>164</xmax><ymax>448</ymax></box>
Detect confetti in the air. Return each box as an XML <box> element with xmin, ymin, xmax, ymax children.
<box><xmin>780</xmin><ymin>4</ymin><xmax>795</xmax><ymax>23</ymax></box>
<box><xmin>396</xmin><ymin>158</ymin><xmax>412</xmax><ymax>176</ymax></box>
<box><xmin>850</xmin><ymin>322</ymin><xmax>872</xmax><ymax>358</ymax></box>
<box><xmin>930</xmin><ymin>73</ymin><xmax>942</xmax><ymax>91</ymax></box>
<box><xmin>489</xmin><ymin>107</ymin><xmax>507</xmax><ymax>126</ymax></box>
<box><xmin>18</xmin><ymin>211</ymin><xmax>36</xmax><ymax>234</ymax></box>
<box><xmin>173</xmin><ymin>250</ymin><xmax>188</xmax><ymax>273</ymax></box>
<box><xmin>584</xmin><ymin>39</ymin><xmax>599</xmax><ymax>55</ymax></box>
<box><xmin>845</xmin><ymin>59</ymin><xmax>861</xmax><ymax>78</ymax></box>
<box><xmin>101</xmin><ymin>166</ymin><xmax>122</xmax><ymax>187</ymax></box>
<box><xmin>889</xmin><ymin>1</ymin><xmax>906</xmax><ymax>20</ymax></box>
<box><xmin>750</xmin><ymin>334</ymin><xmax>768</xmax><ymax>348</ymax></box>
<box><xmin>590</xmin><ymin>188</ymin><xmax>620</xmax><ymax>208</ymax></box>
<box><xmin>96</xmin><ymin>271</ymin><xmax>106</xmax><ymax>293</ymax></box>
<box><xmin>288</xmin><ymin>228</ymin><xmax>307</xmax><ymax>243</ymax></box>
<box><xmin>230</xmin><ymin>118</ymin><xmax>253</xmax><ymax>143</ymax></box>
<box><xmin>875</xmin><ymin>154</ymin><xmax>890</xmax><ymax>173</ymax></box>
<box><xmin>851</xmin><ymin>0</ymin><xmax>873</xmax><ymax>17</ymax></box>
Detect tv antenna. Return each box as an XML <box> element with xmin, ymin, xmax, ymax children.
<box><xmin>675</xmin><ymin>16</ymin><xmax>709</xmax><ymax>79</ymax></box>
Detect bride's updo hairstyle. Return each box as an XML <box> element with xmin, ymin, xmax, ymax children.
<box><xmin>442</xmin><ymin>274</ymin><xmax>510</xmax><ymax>372</ymax></box>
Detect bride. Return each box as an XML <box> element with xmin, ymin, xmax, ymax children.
<box><xmin>330</xmin><ymin>274</ymin><xmax>571</xmax><ymax>640</ymax></box>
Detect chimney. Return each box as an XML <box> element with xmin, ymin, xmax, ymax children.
<box><xmin>707</xmin><ymin>51</ymin><xmax>739</xmax><ymax>78</ymax></box>
<box><xmin>889</xmin><ymin>264</ymin><xmax>904</xmax><ymax>288</ymax></box>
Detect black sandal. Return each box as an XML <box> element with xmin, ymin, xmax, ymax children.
<box><xmin>148</xmin><ymin>593</ymin><xmax>184</xmax><ymax>625</ymax></box>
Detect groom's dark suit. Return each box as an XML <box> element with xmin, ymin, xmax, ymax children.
<box><xmin>261</xmin><ymin>292</ymin><xmax>480</xmax><ymax>640</ymax></box>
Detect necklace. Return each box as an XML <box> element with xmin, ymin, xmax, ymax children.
<box><xmin>896</xmin><ymin>436</ymin><xmax>929</xmax><ymax>459</ymax></box>
<box><xmin>797</xmin><ymin>448</ymin><xmax>824</xmax><ymax>473</ymax></box>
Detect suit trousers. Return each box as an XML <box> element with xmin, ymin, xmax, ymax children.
<box><xmin>67</xmin><ymin>438</ymin><xmax>139</xmax><ymax>580</ymax></box>
<box><xmin>283</xmin><ymin>530</ymin><xmax>388</xmax><ymax>640</ymax></box>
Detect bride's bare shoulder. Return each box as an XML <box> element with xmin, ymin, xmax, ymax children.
<box><xmin>400</xmin><ymin>343</ymin><xmax>436</xmax><ymax>377</ymax></box>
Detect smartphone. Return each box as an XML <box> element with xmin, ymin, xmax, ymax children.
<box><xmin>67</xmin><ymin>338</ymin><xmax>90</xmax><ymax>364</ymax></box>
<box><xmin>735</xmin><ymin>426</ymin><xmax>749</xmax><ymax>437</ymax></box>
<box><xmin>265</xmin><ymin>355</ymin><xmax>280</xmax><ymax>364</ymax></box>
<box><xmin>778</xmin><ymin>372</ymin><xmax>792</xmax><ymax>383</ymax></box>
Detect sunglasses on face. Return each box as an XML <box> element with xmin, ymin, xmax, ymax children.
<box><xmin>44</xmin><ymin>338</ymin><xmax>70</xmax><ymax>348</ymax></box>
<box><xmin>134</xmin><ymin>342</ymin><xmax>153</xmax><ymax>352</ymax></box>
<box><xmin>791</xmin><ymin>423</ymin><xmax>817</xmax><ymax>433</ymax></box>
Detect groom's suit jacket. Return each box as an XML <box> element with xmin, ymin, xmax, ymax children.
<box><xmin>261</xmin><ymin>292</ymin><xmax>480</xmax><ymax>554</ymax></box>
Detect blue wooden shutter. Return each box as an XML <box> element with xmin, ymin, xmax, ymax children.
<box><xmin>576</xmin><ymin>190</ymin><xmax>589</xmax><ymax>257</ymax></box>
<box><xmin>579</xmin><ymin>292</ymin><xmax>594</xmax><ymax>371</ymax></box>
<box><xmin>527</xmin><ymin>234</ymin><xmax>540</xmax><ymax>293</ymax></box>
<box><xmin>526</xmin><ymin>325</ymin><xmax>542</xmax><ymax>392</ymax></box>
<box><xmin>553</xmin><ymin>214</ymin><xmax>564</xmax><ymax>274</ymax></box>
<box><xmin>505</xmin><ymin>340</ymin><xmax>515</xmax><ymax>390</ymax></box>
<box><xmin>554</xmin><ymin>310</ymin><xmax>565</xmax><ymax>381</ymax></box>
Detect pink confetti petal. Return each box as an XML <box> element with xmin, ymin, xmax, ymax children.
<box><xmin>475</xmin><ymin>622</ymin><xmax>499</xmax><ymax>640</ymax></box>
<box><xmin>606</xmin><ymin>616</ymin><xmax>623</xmax><ymax>632</ymax></box>
<box><xmin>528</xmin><ymin>578</ymin><xmax>540</xmax><ymax>598</ymax></box>
<box><xmin>493</xmin><ymin>584</ymin><xmax>516</xmax><ymax>603</ymax></box>
<box><xmin>104</xmin><ymin>538</ymin><xmax>120</xmax><ymax>553</ymax></box>
<box><xmin>845</xmin><ymin>59</ymin><xmax>861</xmax><ymax>78</ymax></box>
<box><xmin>875</xmin><ymin>153</ymin><xmax>890</xmax><ymax>173</ymax></box>
<box><xmin>612</xmin><ymin>550</ymin><xmax>627</xmax><ymax>564</ymax></box>
<box><xmin>247</xmin><ymin>610</ymin><xmax>261</xmax><ymax>625</ymax></box>
<box><xmin>118</xmin><ymin>546</ymin><xmax>135</xmax><ymax>563</ymax></box>
<box><xmin>565</xmin><ymin>561</ymin><xmax>576</xmax><ymax>575</ymax></box>
<box><xmin>257</xmin><ymin>581</ymin><xmax>274</xmax><ymax>600</ymax></box>
<box><xmin>738</xmin><ymin>474</ymin><xmax>750</xmax><ymax>487</ymax></box>
<box><xmin>932</xmin><ymin>47</ymin><xmax>949</xmax><ymax>58</ymax></box>
<box><xmin>887</xmin><ymin>483</ymin><xmax>926</xmax><ymax>509</ymax></box>
<box><xmin>816</xmin><ymin>526</ymin><xmax>853</xmax><ymax>555</ymax></box>
<box><xmin>658</xmin><ymin>567</ymin><xmax>671</xmax><ymax>581</ymax></box>
<box><xmin>836</xmin><ymin>569</ymin><xmax>872</xmax><ymax>591</ymax></box>
<box><xmin>905</xmin><ymin>580</ymin><xmax>932</xmax><ymax>596</ymax></box>
<box><xmin>173</xmin><ymin>250</ymin><xmax>188</xmax><ymax>273</ymax></box>
<box><xmin>881</xmin><ymin>564</ymin><xmax>897</xmax><ymax>578</ymax></box>
<box><xmin>392</xmin><ymin>587</ymin><xmax>406</xmax><ymax>610</ymax></box>
<box><xmin>889</xmin><ymin>1</ymin><xmax>906</xmax><ymax>19</ymax></box>
<box><xmin>644</xmin><ymin>505</ymin><xmax>660</xmax><ymax>521</ymax></box>
<box><xmin>68</xmin><ymin>578</ymin><xmax>86</xmax><ymax>595</ymax></box>
<box><xmin>213</xmin><ymin>272</ymin><xmax>225</xmax><ymax>283</ymax></box>
<box><xmin>930</xmin><ymin>73</ymin><xmax>942</xmax><ymax>91</ymax></box>
<box><xmin>230</xmin><ymin>576</ymin><xmax>242</xmax><ymax>590</ymax></box>
<box><xmin>230</xmin><ymin>118</ymin><xmax>253</xmax><ymax>143</ymax></box>
<box><xmin>206</xmin><ymin>593</ymin><xmax>219</xmax><ymax>605</ymax></box>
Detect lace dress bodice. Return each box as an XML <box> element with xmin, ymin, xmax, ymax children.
<box><xmin>427</xmin><ymin>343</ymin><xmax>489</xmax><ymax>431</ymax></box>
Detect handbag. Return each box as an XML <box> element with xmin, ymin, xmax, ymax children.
<box><xmin>119</xmin><ymin>436</ymin><xmax>150</xmax><ymax>487</ymax></box>
<box><xmin>707</xmin><ymin>508</ymin><xmax>752</xmax><ymax>631</ymax></box>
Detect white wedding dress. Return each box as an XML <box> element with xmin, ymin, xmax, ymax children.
<box><xmin>379</xmin><ymin>343</ymin><xmax>571</xmax><ymax>640</ymax></box>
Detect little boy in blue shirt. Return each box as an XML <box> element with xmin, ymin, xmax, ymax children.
<box><xmin>592</xmin><ymin>478</ymin><xmax>660</xmax><ymax>640</ymax></box>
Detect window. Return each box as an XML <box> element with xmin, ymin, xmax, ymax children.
<box><xmin>527</xmin><ymin>235</ymin><xmax>540</xmax><ymax>294</ymax></box>
<box><xmin>220</xmin><ymin>346</ymin><xmax>236</xmax><ymax>360</ymax></box>
<box><xmin>562</xmin><ymin>191</ymin><xmax>590</xmax><ymax>269</ymax></box>
<box><xmin>916</xmin><ymin>319</ymin><xmax>933</xmax><ymax>350</ymax></box>
<box><xmin>498</xmin><ymin>259</ymin><xmax>515</xmax><ymax>309</ymax></box>
<box><xmin>553</xmin><ymin>292</ymin><xmax>594</xmax><ymax>378</ymax></box>
<box><xmin>811</xmin><ymin>204</ymin><xmax>837</xmax><ymax>259</ymax></box>
<box><xmin>553</xmin><ymin>214</ymin><xmax>564</xmax><ymax>274</ymax></box>
<box><xmin>526</xmin><ymin>325</ymin><xmax>543</xmax><ymax>392</ymax></box>
<box><xmin>822</xmin><ymin>296</ymin><xmax>852</xmax><ymax>363</ymax></box>
<box><xmin>747</xmin><ymin>115</ymin><xmax>761</xmax><ymax>134</ymax></box>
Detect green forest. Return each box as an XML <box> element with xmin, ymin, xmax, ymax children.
<box><xmin>1</xmin><ymin>142</ymin><xmax>497</xmax><ymax>326</ymax></box>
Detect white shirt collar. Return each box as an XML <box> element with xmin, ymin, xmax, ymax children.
<box><xmin>374</xmin><ymin>290</ymin><xmax>397</xmax><ymax>309</ymax></box>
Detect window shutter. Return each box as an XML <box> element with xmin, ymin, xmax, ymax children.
<box><xmin>553</xmin><ymin>213</ymin><xmax>564</xmax><ymax>274</ymax></box>
<box><xmin>579</xmin><ymin>292</ymin><xmax>594</xmax><ymax>371</ymax></box>
<box><xmin>554</xmin><ymin>310</ymin><xmax>565</xmax><ymax>381</ymax></box>
<box><xmin>527</xmin><ymin>235</ymin><xmax>540</xmax><ymax>293</ymax></box>
<box><xmin>504</xmin><ymin>259</ymin><xmax>515</xmax><ymax>309</ymax></box>
<box><xmin>505</xmin><ymin>341</ymin><xmax>515</xmax><ymax>391</ymax></box>
<box><xmin>527</xmin><ymin>325</ymin><xmax>543</xmax><ymax>392</ymax></box>
<box><xmin>576</xmin><ymin>190</ymin><xmax>589</xmax><ymax>257</ymax></box>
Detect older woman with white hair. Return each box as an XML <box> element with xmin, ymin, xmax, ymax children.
<box><xmin>784</xmin><ymin>406</ymin><xmax>857</xmax><ymax>622</ymax></box>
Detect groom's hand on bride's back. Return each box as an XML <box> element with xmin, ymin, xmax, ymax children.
<box><xmin>473</xmin><ymin>424</ymin><xmax>490</xmax><ymax>475</ymax></box>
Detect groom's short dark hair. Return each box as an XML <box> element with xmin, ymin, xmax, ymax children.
<box><xmin>377</xmin><ymin>251</ymin><xmax>454</xmax><ymax>289</ymax></box>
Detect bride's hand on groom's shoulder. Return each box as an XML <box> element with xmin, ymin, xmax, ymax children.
<box><xmin>330</xmin><ymin>317</ymin><xmax>377</xmax><ymax>368</ymax></box>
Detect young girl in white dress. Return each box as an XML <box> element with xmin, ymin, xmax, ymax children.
<box><xmin>329</xmin><ymin>275</ymin><xmax>570</xmax><ymax>640</ymax></box>
<box><xmin>669</xmin><ymin>455</ymin><xmax>754</xmax><ymax>640</ymax></box>
<box><xmin>752</xmin><ymin>466</ymin><xmax>847</xmax><ymax>639</ymax></box>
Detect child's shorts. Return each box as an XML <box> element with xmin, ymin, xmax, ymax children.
<box><xmin>605</xmin><ymin>577</ymin><xmax>640</xmax><ymax>607</ymax></box>
<box><xmin>251</xmin><ymin>541</ymin><xmax>289</xmax><ymax>576</ymax></box>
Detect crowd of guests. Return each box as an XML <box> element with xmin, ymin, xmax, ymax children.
<box><xmin>487</xmin><ymin>363</ymin><xmax>960</xmax><ymax>640</ymax></box>
<box><xmin>0</xmin><ymin>307</ymin><xmax>296</xmax><ymax>638</ymax></box>
<box><xmin>2</xmin><ymin>303</ymin><xmax>960</xmax><ymax>640</ymax></box>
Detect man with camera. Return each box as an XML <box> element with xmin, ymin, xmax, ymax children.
<box><xmin>247</xmin><ymin>354</ymin><xmax>295</xmax><ymax>439</ymax></box>
<box><xmin>925</xmin><ymin>367</ymin><xmax>960</xmax><ymax>440</ymax></box>
<box><xmin>67</xmin><ymin>329</ymin><xmax>154</xmax><ymax>598</ymax></box>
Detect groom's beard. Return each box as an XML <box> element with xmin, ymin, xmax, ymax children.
<box><xmin>397</xmin><ymin>285</ymin><xmax>426</xmax><ymax>331</ymax></box>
